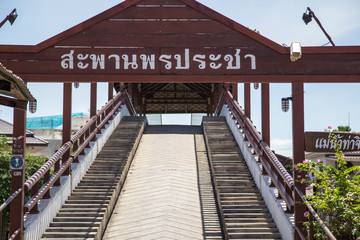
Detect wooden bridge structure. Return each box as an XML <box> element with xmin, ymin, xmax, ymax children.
<box><xmin>1</xmin><ymin>0</ymin><xmax>360</xmax><ymax>239</ymax></box>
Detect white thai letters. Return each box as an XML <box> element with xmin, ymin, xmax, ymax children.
<box><xmin>60</xmin><ymin>48</ymin><xmax>257</xmax><ymax>71</ymax></box>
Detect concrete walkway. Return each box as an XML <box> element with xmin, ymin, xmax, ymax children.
<box><xmin>102</xmin><ymin>129</ymin><xmax>204</xmax><ymax>239</ymax></box>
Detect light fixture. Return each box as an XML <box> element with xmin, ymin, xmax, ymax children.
<box><xmin>254</xmin><ymin>83</ymin><xmax>259</xmax><ymax>90</ymax></box>
<box><xmin>281</xmin><ymin>97</ymin><xmax>292</xmax><ymax>112</ymax></box>
<box><xmin>302</xmin><ymin>10</ymin><xmax>312</xmax><ymax>25</ymax></box>
<box><xmin>302</xmin><ymin>7</ymin><xmax>335</xmax><ymax>46</ymax></box>
<box><xmin>290</xmin><ymin>42</ymin><xmax>302</xmax><ymax>62</ymax></box>
<box><xmin>0</xmin><ymin>9</ymin><xmax>17</xmax><ymax>28</ymax></box>
<box><xmin>74</xmin><ymin>82</ymin><xmax>80</xmax><ymax>88</ymax></box>
<box><xmin>7</xmin><ymin>9</ymin><xmax>18</xmax><ymax>25</ymax></box>
<box><xmin>29</xmin><ymin>100</ymin><xmax>37</xmax><ymax>113</ymax></box>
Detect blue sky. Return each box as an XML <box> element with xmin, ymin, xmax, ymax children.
<box><xmin>1</xmin><ymin>0</ymin><xmax>360</xmax><ymax>156</ymax></box>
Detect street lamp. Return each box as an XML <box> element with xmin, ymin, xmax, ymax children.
<box><xmin>302</xmin><ymin>7</ymin><xmax>335</xmax><ymax>46</ymax></box>
<box><xmin>254</xmin><ymin>83</ymin><xmax>259</xmax><ymax>90</ymax></box>
<box><xmin>0</xmin><ymin>9</ymin><xmax>18</xmax><ymax>28</ymax></box>
<box><xmin>281</xmin><ymin>97</ymin><xmax>292</xmax><ymax>112</ymax></box>
<box><xmin>74</xmin><ymin>82</ymin><xmax>80</xmax><ymax>88</ymax></box>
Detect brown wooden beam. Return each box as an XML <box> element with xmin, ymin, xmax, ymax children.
<box><xmin>261</xmin><ymin>83</ymin><xmax>270</xmax><ymax>146</ymax></box>
<box><xmin>0</xmin><ymin>95</ymin><xmax>27</xmax><ymax>110</ymax></box>
<box><xmin>62</xmin><ymin>83</ymin><xmax>72</xmax><ymax>176</ymax></box>
<box><xmin>244</xmin><ymin>83</ymin><xmax>251</xmax><ymax>118</ymax></box>
<box><xmin>10</xmin><ymin>109</ymin><xmax>26</xmax><ymax>240</ymax></box>
<box><xmin>108</xmin><ymin>82</ymin><xmax>114</xmax><ymax>101</ymax></box>
<box><xmin>16</xmin><ymin>74</ymin><xmax>360</xmax><ymax>83</ymax></box>
<box><xmin>90</xmin><ymin>83</ymin><xmax>97</xmax><ymax>117</ymax></box>
<box><xmin>232</xmin><ymin>83</ymin><xmax>238</xmax><ymax>102</ymax></box>
<box><xmin>292</xmin><ymin>82</ymin><xmax>307</xmax><ymax>239</ymax></box>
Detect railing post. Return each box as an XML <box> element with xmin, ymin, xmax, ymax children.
<box><xmin>10</xmin><ymin>108</ymin><xmax>26</xmax><ymax>240</ymax></box>
<box><xmin>292</xmin><ymin>81</ymin><xmax>307</xmax><ymax>239</ymax></box>
<box><xmin>244</xmin><ymin>83</ymin><xmax>251</xmax><ymax>118</ymax></box>
<box><xmin>62</xmin><ymin>83</ymin><xmax>72</xmax><ymax>176</ymax></box>
<box><xmin>261</xmin><ymin>83</ymin><xmax>270</xmax><ymax>146</ymax></box>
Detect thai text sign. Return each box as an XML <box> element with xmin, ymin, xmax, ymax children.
<box><xmin>60</xmin><ymin>48</ymin><xmax>256</xmax><ymax>73</ymax></box>
<box><xmin>305</xmin><ymin>132</ymin><xmax>360</xmax><ymax>153</ymax></box>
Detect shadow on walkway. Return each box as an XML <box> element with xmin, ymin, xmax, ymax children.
<box><xmin>144</xmin><ymin>125</ymin><xmax>203</xmax><ymax>134</ymax></box>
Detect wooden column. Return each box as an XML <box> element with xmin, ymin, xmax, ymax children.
<box><xmin>292</xmin><ymin>82</ymin><xmax>307</xmax><ymax>239</ymax></box>
<box><xmin>90</xmin><ymin>83</ymin><xmax>97</xmax><ymax>117</ymax></box>
<box><xmin>108</xmin><ymin>82</ymin><xmax>114</xmax><ymax>101</ymax></box>
<box><xmin>232</xmin><ymin>83</ymin><xmax>238</xmax><ymax>102</ymax></box>
<box><xmin>62</xmin><ymin>83</ymin><xmax>72</xmax><ymax>175</ymax></box>
<box><xmin>10</xmin><ymin>109</ymin><xmax>26</xmax><ymax>240</ymax></box>
<box><xmin>261</xmin><ymin>83</ymin><xmax>270</xmax><ymax>146</ymax></box>
<box><xmin>244</xmin><ymin>83</ymin><xmax>251</xmax><ymax>118</ymax></box>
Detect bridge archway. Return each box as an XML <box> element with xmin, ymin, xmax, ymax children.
<box><xmin>1</xmin><ymin>0</ymin><xmax>360</xmax><ymax>239</ymax></box>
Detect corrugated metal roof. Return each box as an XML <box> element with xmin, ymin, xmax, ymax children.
<box><xmin>0</xmin><ymin>62</ymin><xmax>36</xmax><ymax>108</ymax></box>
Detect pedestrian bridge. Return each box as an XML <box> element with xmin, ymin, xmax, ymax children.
<box><xmin>18</xmin><ymin>89</ymin><xmax>296</xmax><ymax>240</ymax></box>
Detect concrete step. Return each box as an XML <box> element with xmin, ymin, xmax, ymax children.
<box><xmin>46</xmin><ymin>227</ymin><xmax>99</xmax><ymax>232</ymax></box>
<box><xmin>228</xmin><ymin>232</ymin><xmax>282</xmax><ymax>239</ymax></box>
<box><xmin>59</xmin><ymin>208</ymin><xmax>106</xmax><ymax>212</ymax></box>
<box><xmin>42</xmin><ymin>232</ymin><xmax>96</xmax><ymax>238</ymax></box>
<box><xmin>203</xmin><ymin>118</ymin><xmax>281</xmax><ymax>239</ymax></box>
<box><xmin>49</xmin><ymin>222</ymin><xmax>100</xmax><ymax>228</ymax></box>
<box><xmin>61</xmin><ymin>204</ymin><xmax>108</xmax><ymax>209</ymax></box>
<box><xmin>53</xmin><ymin>217</ymin><xmax>103</xmax><ymax>222</ymax></box>
<box><xmin>57</xmin><ymin>212</ymin><xmax>105</xmax><ymax>218</ymax></box>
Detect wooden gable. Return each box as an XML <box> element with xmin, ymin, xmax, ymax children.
<box><xmin>0</xmin><ymin>0</ymin><xmax>359</xmax><ymax>83</ymax></box>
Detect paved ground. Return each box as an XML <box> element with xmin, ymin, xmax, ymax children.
<box><xmin>102</xmin><ymin>129</ymin><xmax>204</xmax><ymax>239</ymax></box>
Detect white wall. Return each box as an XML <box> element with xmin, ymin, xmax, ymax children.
<box><xmin>24</xmin><ymin>106</ymin><xmax>130</xmax><ymax>240</ymax></box>
<box><xmin>220</xmin><ymin>105</ymin><xmax>294</xmax><ymax>240</ymax></box>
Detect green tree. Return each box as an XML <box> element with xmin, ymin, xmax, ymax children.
<box><xmin>335</xmin><ymin>125</ymin><xmax>352</xmax><ymax>132</ymax></box>
<box><xmin>0</xmin><ymin>135</ymin><xmax>47</xmax><ymax>239</ymax></box>
<box><xmin>297</xmin><ymin>133</ymin><xmax>360</xmax><ymax>239</ymax></box>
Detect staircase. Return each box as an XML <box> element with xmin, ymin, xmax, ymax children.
<box><xmin>203</xmin><ymin>117</ymin><xmax>281</xmax><ymax>240</ymax></box>
<box><xmin>41</xmin><ymin>116</ymin><xmax>146</xmax><ymax>240</ymax></box>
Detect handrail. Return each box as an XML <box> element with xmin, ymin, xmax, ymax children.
<box><xmin>1</xmin><ymin>87</ymin><xmax>134</xmax><ymax>239</ymax></box>
<box><xmin>218</xmin><ymin>88</ymin><xmax>336</xmax><ymax>239</ymax></box>
<box><xmin>222</xmin><ymin>89</ymin><xmax>294</xmax><ymax>211</ymax></box>
<box><xmin>295</xmin><ymin>186</ymin><xmax>336</xmax><ymax>240</ymax></box>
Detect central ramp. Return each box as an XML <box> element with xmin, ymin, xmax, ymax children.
<box><xmin>103</xmin><ymin>126</ymin><xmax>208</xmax><ymax>239</ymax></box>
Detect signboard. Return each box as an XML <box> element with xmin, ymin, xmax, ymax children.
<box><xmin>60</xmin><ymin>48</ymin><xmax>257</xmax><ymax>74</ymax></box>
<box><xmin>305</xmin><ymin>132</ymin><xmax>360</xmax><ymax>153</ymax></box>
<box><xmin>10</xmin><ymin>155</ymin><xmax>24</xmax><ymax>169</ymax></box>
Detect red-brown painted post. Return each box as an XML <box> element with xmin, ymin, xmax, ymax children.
<box><xmin>62</xmin><ymin>83</ymin><xmax>72</xmax><ymax>176</ymax></box>
<box><xmin>108</xmin><ymin>82</ymin><xmax>114</xmax><ymax>101</ymax></box>
<box><xmin>244</xmin><ymin>83</ymin><xmax>251</xmax><ymax>118</ymax></box>
<box><xmin>10</xmin><ymin>108</ymin><xmax>26</xmax><ymax>240</ymax></box>
<box><xmin>261</xmin><ymin>83</ymin><xmax>270</xmax><ymax>146</ymax></box>
<box><xmin>292</xmin><ymin>81</ymin><xmax>307</xmax><ymax>239</ymax></box>
<box><xmin>90</xmin><ymin>83</ymin><xmax>97</xmax><ymax>118</ymax></box>
<box><xmin>232</xmin><ymin>83</ymin><xmax>238</xmax><ymax>102</ymax></box>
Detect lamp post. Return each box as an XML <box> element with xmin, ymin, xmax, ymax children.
<box><xmin>302</xmin><ymin>7</ymin><xmax>335</xmax><ymax>46</ymax></box>
<box><xmin>0</xmin><ymin>9</ymin><xmax>18</xmax><ymax>28</ymax></box>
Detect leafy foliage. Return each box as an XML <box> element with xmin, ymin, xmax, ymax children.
<box><xmin>0</xmin><ymin>135</ymin><xmax>47</xmax><ymax>238</ymax></box>
<box><xmin>297</xmin><ymin>133</ymin><xmax>360</xmax><ymax>239</ymax></box>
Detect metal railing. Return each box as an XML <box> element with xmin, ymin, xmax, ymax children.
<box><xmin>217</xmin><ymin>88</ymin><xmax>336</xmax><ymax>240</ymax></box>
<box><xmin>0</xmin><ymin>87</ymin><xmax>135</xmax><ymax>239</ymax></box>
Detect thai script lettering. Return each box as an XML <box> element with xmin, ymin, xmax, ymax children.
<box><xmin>314</xmin><ymin>134</ymin><xmax>360</xmax><ymax>152</ymax></box>
<box><xmin>60</xmin><ymin>48</ymin><xmax>257</xmax><ymax>71</ymax></box>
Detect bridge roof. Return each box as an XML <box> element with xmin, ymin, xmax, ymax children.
<box><xmin>0</xmin><ymin>62</ymin><xmax>36</xmax><ymax>110</ymax></box>
<box><xmin>0</xmin><ymin>0</ymin><xmax>359</xmax><ymax>84</ymax></box>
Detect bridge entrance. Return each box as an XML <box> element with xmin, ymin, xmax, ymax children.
<box><xmin>1</xmin><ymin>0</ymin><xmax>360</xmax><ymax>239</ymax></box>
